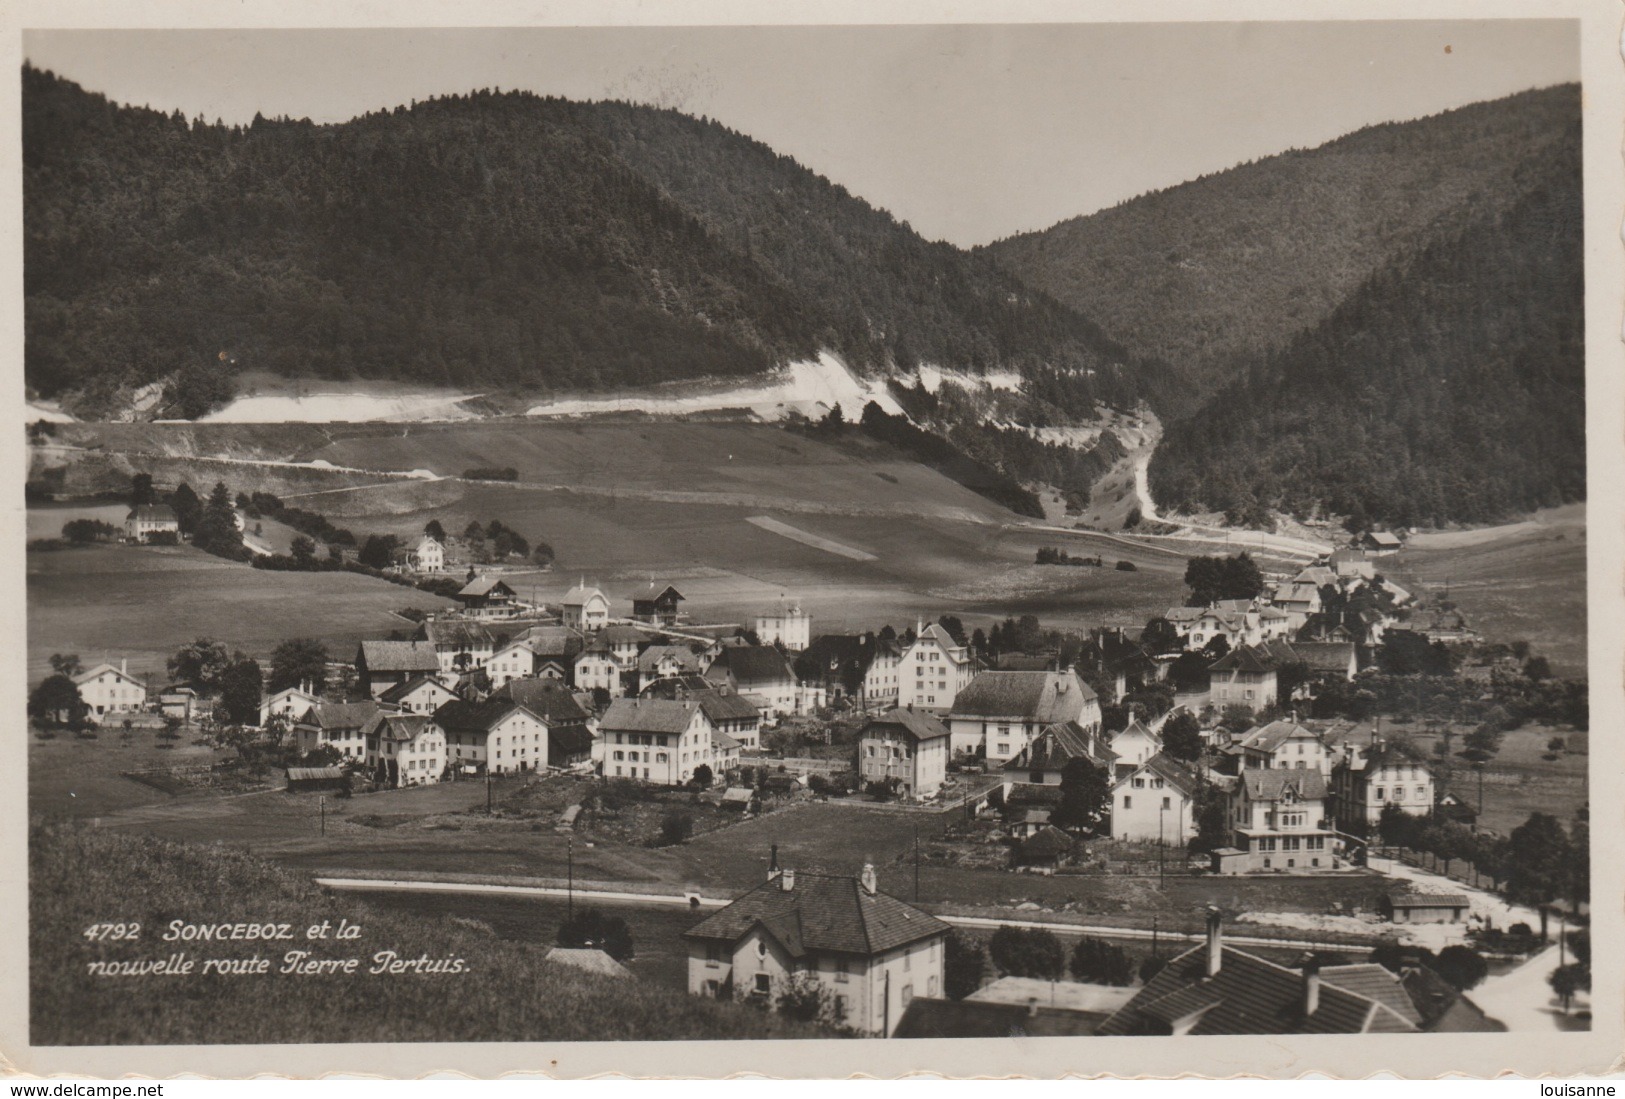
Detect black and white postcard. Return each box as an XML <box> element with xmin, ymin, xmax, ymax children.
<box><xmin>4</xmin><ymin>0</ymin><xmax>1621</xmax><ymax>1080</ymax></box>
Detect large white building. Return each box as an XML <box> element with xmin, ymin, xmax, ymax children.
<box><xmin>72</xmin><ymin>661</ymin><xmax>147</xmax><ymax>723</ymax></box>
<box><xmin>947</xmin><ymin>670</ymin><xmax>1099</xmax><ymax>763</ymax></box>
<box><xmin>1112</xmin><ymin>753</ymin><xmax>1200</xmax><ymax>845</ymax></box>
<box><xmin>598</xmin><ymin>698</ymin><xmax>732</xmax><ymax>785</ymax></box>
<box><xmin>560</xmin><ymin>584</ymin><xmax>612</xmax><ymax>632</ymax></box>
<box><xmin>897</xmin><ymin>623</ymin><xmax>975</xmax><ymax>713</ymax></box>
<box><xmin>1331</xmin><ymin>739</ymin><xmax>1436</xmax><ymax>832</ymax></box>
<box><xmin>684</xmin><ymin>863</ymin><xmax>950</xmax><ymax>1036</ymax></box>
<box><xmin>857</xmin><ymin>708</ymin><xmax>951</xmax><ymax>799</ymax></box>
<box><xmin>755</xmin><ymin>600</ymin><xmax>812</xmax><ymax>652</ymax></box>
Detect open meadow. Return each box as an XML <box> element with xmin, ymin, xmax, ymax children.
<box><xmin>1400</xmin><ymin>721</ymin><xmax>1589</xmax><ymax>838</ymax></box>
<box><xmin>27</xmin><ymin>542</ymin><xmax>451</xmax><ymax>683</ymax></box>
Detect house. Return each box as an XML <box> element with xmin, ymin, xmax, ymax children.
<box><xmin>1160</xmin><ymin>606</ymin><xmax>1206</xmax><ymax>644</ymax></box>
<box><xmin>1188</xmin><ymin>608</ymin><xmax>1261</xmax><ymax>652</ymax></box>
<box><xmin>415</xmin><ymin>619</ymin><xmax>497</xmax><ymax>674</ymax></box>
<box><xmin>1112</xmin><ymin>753</ymin><xmax>1200</xmax><ymax>845</ymax></box>
<box><xmin>514</xmin><ymin>625</ymin><xmax>585</xmax><ymax>682</ymax></box>
<box><xmin>794</xmin><ymin>634</ymin><xmax>902</xmax><ymax>711</ymax></box>
<box><xmin>1213</xmin><ymin>768</ymin><xmax>1338</xmax><ymax>873</ymax></box>
<box><xmin>72</xmin><ymin>661</ymin><xmax>147</xmax><ymax>723</ymax></box>
<box><xmin>285</xmin><ymin>766</ymin><xmax>348</xmax><ymax>794</ymax></box>
<box><xmin>124</xmin><ymin>503</ymin><xmax>179</xmax><ymax>543</ymax></box>
<box><xmin>1268</xmin><ymin>580</ymin><xmax>1323</xmax><ymax>623</ymax></box>
<box><xmin>292</xmin><ymin>700</ymin><xmax>384</xmax><ymax>761</ymax></box>
<box><xmin>691</xmin><ymin>688</ymin><xmax>764</xmax><ymax>752</ymax></box>
<box><xmin>573</xmin><ymin>641</ymin><xmax>620</xmax><ymax>695</ymax></box>
<box><xmin>560</xmin><ymin>584</ymin><xmax>612</xmax><ymax>632</ymax></box>
<box><xmin>1381</xmin><ymin>890</ymin><xmax>1471</xmax><ymax>925</ymax></box>
<box><xmin>1359</xmin><ymin>531</ymin><xmax>1404</xmax><ymax>556</ymax></box>
<box><xmin>1013</xmin><ymin>825</ymin><xmax>1077</xmax><ymax>870</ymax></box>
<box><xmin>260</xmin><ymin>684</ymin><xmax>321</xmax><ymax>728</ymax></box>
<box><xmin>597</xmin><ymin>624</ymin><xmax>647</xmax><ymax>675</ymax></box>
<box><xmin>485</xmin><ymin>638</ymin><xmax>542</xmax><ymax>689</ymax></box>
<box><xmin>355</xmin><ymin>640</ymin><xmax>442</xmax><ymax>698</ymax></box>
<box><xmin>1108</xmin><ymin>718</ymin><xmax>1162</xmax><ymax>774</ymax></box>
<box><xmin>1329</xmin><ymin>548</ymin><xmax>1377</xmax><ymax>580</ymax></box>
<box><xmin>947</xmin><ymin>671</ymin><xmax>1099</xmax><ymax>763</ymax></box>
<box><xmin>684</xmin><ymin>861</ymin><xmax>950</xmax><ymax>1036</ymax></box>
<box><xmin>1001</xmin><ymin>721</ymin><xmax>1117</xmax><ymax>787</ymax></box>
<box><xmin>1291</xmin><ymin>641</ymin><xmax>1359</xmax><ymax>684</ymax></box>
<box><xmin>1076</xmin><ymin>627</ymin><xmax>1157</xmax><ymax>702</ymax></box>
<box><xmin>1231</xmin><ymin>717</ymin><xmax>1333</xmax><ymax>774</ymax></box>
<box><xmin>1002</xmin><ymin>805</ymin><xmax>1055</xmax><ymax>839</ymax></box>
<box><xmin>496</xmin><ymin>678</ymin><xmax>596</xmax><ymax>768</ymax></box>
<box><xmin>857</xmin><ymin>708</ymin><xmax>952</xmax><ymax>799</ymax></box>
<box><xmin>413</xmin><ymin>535</ymin><xmax>445</xmax><ymax>573</ymax></box>
<box><xmin>158</xmin><ymin>685</ymin><xmax>198</xmax><ymax>723</ymax></box>
<box><xmin>631</xmin><ymin>583</ymin><xmax>686</xmax><ymax>627</ymax></box>
<box><xmin>433</xmin><ymin>698</ymin><xmax>551</xmax><ymax>774</ymax></box>
<box><xmin>1295</xmin><ymin>565</ymin><xmax>1338</xmax><ymax>588</ymax></box>
<box><xmin>705</xmin><ymin>645</ymin><xmax>799</xmax><ymax>718</ymax></box>
<box><xmin>1097</xmin><ymin>912</ymin><xmax>1418</xmax><ymax>1035</ymax></box>
<box><xmin>637</xmin><ymin>643</ymin><xmax>706</xmax><ymax>686</ymax></box>
<box><xmin>755</xmin><ymin>599</ymin><xmax>812</xmax><ymax>652</ymax></box>
<box><xmin>367</xmin><ymin>714</ymin><xmax>446</xmax><ymax>787</ymax></box>
<box><xmin>377</xmin><ymin>675</ymin><xmax>458</xmax><ymax>716</ymax></box>
<box><xmin>897</xmin><ymin>623</ymin><xmax>976</xmax><ymax>712</ymax></box>
<box><xmin>452</xmin><ymin>575</ymin><xmax>520</xmax><ymax>619</ymax></box>
<box><xmin>1330</xmin><ymin>739</ymin><xmax>1435</xmax><ymax>832</ymax></box>
<box><xmin>598</xmin><ymin>698</ymin><xmax>718</xmax><ymax>785</ymax></box>
<box><xmin>1434</xmin><ymin>791</ymin><xmax>1478</xmax><ymax>828</ymax></box>
<box><xmin>1207</xmin><ymin>644</ymin><xmax>1279</xmax><ymax>710</ymax></box>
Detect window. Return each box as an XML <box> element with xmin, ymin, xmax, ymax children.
<box><xmin>1123</xmin><ymin>796</ymin><xmax>1132</xmax><ymax>809</ymax></box>
<box><xmin>835</xmin><ymin>958</ymin><xmax>849</xmax><ymax>983</ymax></box>
<box><xmin>706</xmin><ymin>944</ymin><xmax>721</xmax><ymax>966</ymax></box>
<box><xmin>1376</xmin><ymin>787</ymin><xmax>1385</xmax><ymax>800</ymax></box>
<box><xmin>757</xmin><ymin>940</ymin><xmax>768</xmax><ymax>959</ymax></box>
<box><xmin>1161</xmin><ymin>796</ymin><xmax>1171</xmax><ymax>810</ymax></box>
<box><xmin>754</xmin><ymin>973</ymin><xmax>771</xmax><ymax>996</ymax></box>
<box><xmin>902</xmin><ymin>984</ymin><xmax>913</xmax><ymax>1005</ymax></box>
<box><xmin>904</xmin><ymin>951</ymin><xmax>911</xmax><ymax>971</ymax></box>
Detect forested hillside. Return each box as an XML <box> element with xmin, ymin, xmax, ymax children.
<box><xmin>983</xmin><ymin>86</ymin><xmax>1580</xmax><ymax>406</ymax></box>
<box><xmin>1147</xmin><ymin>110</ymin><xmax>1584</xmax><ymax>528</ymax></box>
<box><xmin>23</xmin><ymin>66</ymin><xmax>1162</xmax><ymax>420</ymax></box>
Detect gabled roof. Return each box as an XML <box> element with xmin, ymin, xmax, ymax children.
<box><xmin>1120</xmin><ymin>752</ymin><xmax>1201</xmax><ymax>798</ymax></box>
<box><xmin>597</xmin><ymin>624</ymin><xmax>647</xmax><ymax>645</ymax></box>
<box><xmin>73</xmin><ymin>663</ymin><xmax>143</xmax><ymax>686</ymax></box>
<box><xmin>517</xmin><ymin>625</ymin><xmax>585</xmax><ymax>658</ymax></box>
<box><xmin>691</xmin><ymin>689</ymin><xmax>762</xmax><ymax>724</ymax></box>
<box><xmin>995</xmin><ymin>654</ymin><xmax>1053</xmax><ymax>671</ymax></box>
<box><xmin>1399</xmin><ymin>965</ymin><xmax>1505</xmax><ymax>1032</ymax></box>
<box><xmin>561</xmin><ymin>584</ymin><xmax>607</xmax><ymax>607</ymax></box>
<box><xmin>600</xmin><ymin>698</ymin><xmax>702</xmax><ymax>735</ymax></box>
<box><xmin>1318</xmin><ymin>964</ymin><xmax>1424</xmax><ymax>1027</ymax></box>
<box><xmin>457</xmin><ymin>576</ymin><xmax>516</xmax><ymax>599</ymax></box>
<box><xmin>498</xmin><ymin>679</ymin><xmax>592</xmax><ymax>723</ymax></box>
<box><xmin>417</xmin><ymin>620</ymin><xmax>496</xmax><ymax>648</ymax></box>
<box><xmin>1164</xmin><ymin>606</ymin><xmax>1206</xmax><ymax>623</ymax></box>
<box><xmin>1020</xmin><ymin>825</ymin><xmax>1076</xmax><ymax>858</ymax></box>
<box><xmin>1005</xmin><ymin>721</ymin><xmax>1117</xmax><ymax>772</ymax></box>
<box><xmin>298</xmin><ymin>700</ymin><xmax>383</xmax><ymax>732</ymax></box>
<box><xmin>637</xmin><ymin>644</ymin><xmax>705</xmax><ymax>675</ymax></box>
<box><xmin>1364</xmin><ymin>531</ymin><xmax>1404</xmax><ymax>547</ymax></box>
<box><xmin>377</xmin><ymin>676</ymin><xmax>450</xmax><ymax>704</ymax></box>
<box><xmin>862</xmin><ymin>707</ymin><xmax>950</xmax><ymax>743</ymax></box>
<box><xmin>432</xmin><ymin>697</ymin><xmax>529</xmax><ymax>734</ymax></box>
<box><xmin>638</xmin><ymin>673</ymin><xmax>714</xmax><ymax>700</ymax></box>
<box><xmin>1237</xmin><ymin>719</ymin><xmax>1323</xmax><ymax>755</ymax></box>
<box><xmin>358</xmin><ymin>639</ymin><xmax>443</xmax><ymax>674</ymax></box>
<box><xmin>127</xmin><ymin>503</ymin><xmax>178</xmax><ymax>522</ymax></box>
<box><xmin>684</xmin><ymin>872</ymin><xmax>949</xmax><ymax>957</ymax></box>
<box><xmin>707</xmin><ymin>644</ymin><xmax>794</xmax><ymax>684</ymax></box>
<box><xmin>377</xmin><ymin>714</ymin><xmax>433</xmax><ymax>742</ymax></box>
<box><xmin>908</xmin><ymin>623</ymin><xmax>967</xmax><ymax>657</ymax></box>
<box><xmin>1241</xmin><ymin>768</ymin><xmax>1328</xmax><ymax>802</ymax></box>
<box><xmin>1208</xmin><ymin>644</ymin><xmax>1277</xmax><ymax>674</ymax></box>
<box><xmin>1294</xmin><ymin>567</ymin><xmax>1337</xmax><ymax>586</ymax></box>
<box><xmin>632</xmin><ymin>584</ymin><xmax>685</xmax><ymax>604</ymax></box>
<box><xmin>949</xmin><ymin>671</ymin><xmax>1095</xmax><ymax>721</ymax></box>
<box><xmin>1293</xmin><ymin>641</ymin><xmax>1358</xmax><ymax>672</ymax></box>
<box><xmin>1097</xmin><ymin>941</ymin><xmax>1417</xmax><ymax>1036</ymax></box>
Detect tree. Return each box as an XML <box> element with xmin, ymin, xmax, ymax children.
<box><xmin>168</xmin><ymin>482</ymin><xmax>202</xmax><ymax>536</ymax></box>
<box><xmin>357</xmin><ymin>534</ymin><xmax>399</xmax><ymax>570</ymax></box>
<box><xmin>1377</xmin><ymin>804</ymin><xmax>1422</xmax><ymax>849</ymax></box>
<box><xmin>1069</xmin><ymin>937</ymin><xmax>1134</xmax><ymax>986</ymax></box>
<box><xmin>29</xmin><ymin>674</ymin><xmax>86</xmax><ymax>727</ymax></box>
<box><xmin>63</xmin><ymin>518</ymin><xmax>120</xmax><ymax>543</ymax></box>
<box><xmin>191</xmin><ymin>481</ymin><xmax>244</xmax><ymax>557</ymax></box>
<box><xmin>531</xmin><ymin>542</ymin><xmax>556</xmax><ymax>569</ymax></box>
<box><xmin>555</xmin><ymin>908</ymin><xmax>634</xmax><ymax>961</ymax></box>
<box><xmin>423</xmin><ymin>519</ymin><xmax>446</xmax><ymax>543</ymax></box>
<box><xmin>1049</xmin><ymin>758</ymin><xmax>1111</xmax><ymax>836</ymax></box>
<box><xmin>168</xmin><ymin>638</ymin><xmax>230</xmax><ymax>692</ymax></box>
<box><xmin>1505</xmin><ymin>813</ymin><xmax>1572</xmax><ymax>917</ymax></box>
<box><xmin>1462</xmin><ymin>723</ymin><xmax>1503</xmax><ymax>764</ymax></box>
<box><xmin>1549</xmin><ymin>963</ymin><xmax>1589</xmax><ymax>1012</ymax></box>
<box><xmin>1188</xmin><ymin>783</ymin><xmax>1231</xmax><ymax>856</ymax></box>
<box><xmin>1160</xmin><ymin>711</ymin><xmax>1203</xmax><ymax>763</ymax></box>
<box><xmin>289</xmin><ymin>535</ymin><xmax>317</xmax><ymax>567</ymax></box>
<box><xmin>1219</xmin><ymin>703</ymin><xmax>1254</xmax><ymax>731</ymax></box>
<box><xmin>690</xmin><ymin>763</ymin><xmax>714</xmax><ymax>789</ymax></box>
<box><xmin>1523</xmin><ymin>656</ymin><xmax>1553</xmax><ymax>681</ymax></box>
<box><xmin>269</xmin><ymin>638</ymin><xmax>329</xmax><ymax>695</ymax></box>
<box><xmin>130</xmin><ymin>472</ymin><xmax>155</xmax><ymax>506</ymax></box>
<box><xmin>776</xmin><ymin>971</ymin><xmax>845</xmax><ymax>1027</ymax></box>
<box><xmin>659</xmin><ymin>809</ymin><xmax>694</xmax><ymax>846</ymax></box>
<box><xmin>218</xmin><ymin>656</ymin><xmax>263</xmax><ymax>725</ymax></box>
<box><xmin>1184</xmin><ymin>553</ymin><xmax>1265</xmax><ymax>605</ymax></box>
<box><xmin>48</xmin><ymin>653</ymin><xmax>83</xmax><ymax>678</ymax></box>
<box><xmin>988</xmin><ymin>925</ymin><xmax>1066</xmax><ymax>980</ymax></box>
<box><xmin>1432</xmin><ymin>945</ymin><xmax>1489</xmax><ymax>992</ymax></box>
<box><xmin>944</xmin><ymin>931</ymin><xmax>988</xmax><ymax>1000</ymax></box>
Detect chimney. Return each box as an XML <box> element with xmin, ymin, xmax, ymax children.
<box><xmin>1205</xmin><ymin>908</ymin><xmax>1223</xmax><ymax>977</ymax></box>
<box><xmin>780</xmin><ymin>869</ymin><xmax>795</xmax><ymax>892</ymax></box>
<box><xmin>121</xmin><ymin>658</ymin><xmax>127</xmax><ymax>676</ymax></box>
<box><xmin>1303</xmin><ymin>968</ymin><xmax>1322</xmax><ymax>1017</ymax></box>
<box><xmin>860</xmin><ymin>862</ymin><xmax>877</xmax><ymax>895</ymax></box>
<box><xmin>768</xmin><ymin>844</ymin><xmax>781</xmax><ymax>882</ymax></box>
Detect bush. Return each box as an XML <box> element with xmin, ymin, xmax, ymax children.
<box><xmin>1069</xmin><ymin>936</ymin><xmax>1134</xmax><ymax>985</ymax></box>
<box><xmin>1115</xmin><ymin>560</ymin><xmax>1138</xmax><ymax>571</ymax></box>
<box><xmin>989</xmin><ymin>925</ymin><xmax>1066</xmax><ymax>980</ymax></box>
<box><xmin>658</xmin><ymin>810</ymin><xmax>694</xmax><ymax>847</ymax></box>
<box><xmin>556</xmin><ymin>907</ymin><xmax>635</xmax><ymax>961</ymax></box>
<box><xmin>463</xmin><ymin>467</ymin><xmax>519</xmax><ymax>481</ymax></box>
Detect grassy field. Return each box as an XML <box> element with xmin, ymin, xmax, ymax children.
<box><xmin>27</xmin><ymin>542</ymin><xmax>452</xmax><ymax>683</ymax></box>
<box><xmin>1392</xmin><ymin>504</ymin><xmax>1587</xmax><ymax>677</ymax></box>
<box><xmin>1401</xmin><ymin>721</ymin><xmax>1588</xmax><ymax>837</ymax></box>
<box><xmin>29</xmin><ymin>825</ymin><xmax>825</xmax><ymax>1045</ymax></box>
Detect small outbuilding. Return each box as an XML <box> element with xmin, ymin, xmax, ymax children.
<box><xmin>1381</xmin><ymin>889</ymin><xmax>1472</xmax><ymax>925</ymax></box>
<box><xmin>285</xmin><ymin>766</ymin><xmax>347</xmax><ymax>793</ymax></box>
<box><xmin>1014</xmin><ymin>825</ymin><xmax>1076</xmax><ymax>870</ymax></box>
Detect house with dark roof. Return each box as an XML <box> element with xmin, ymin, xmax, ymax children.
<box><xmin>1100</xmin><ymin>914</ymin><xmax>1418</xmax><ymax>1035</ymax></box>
<box><xmin>454</xmin><ymin>575</ymin><xmax>520</xmax><ymax>619</ymax></box>
<box><xmin>124</xmin><ymin>503</ymin><xmax>179</xmax><ymax>543</ymax></box>
<box><xmin>858</xmin><ymin>708</ymin><xmax>951</xmax><ymax>799</ymax></box>
<box><xmin>690</xmin><ymin>688</ymin><xmax>763</xmax><ymax>751</ymax></box>
<box><xmin>377</xmin><ymin>675</ymin><xmax>458</xmax><ymax>716</ymax></box>
<box><xmin>631</xmin><ymin>583</ymin><xmax>686</xmax><ymax>627</ymax></box>
<box><xmin>599</xmin><ymin>698</ymin><xmax>724</xmax><ymax>785</ymax></box>
<box><xmin>1207</xmin><ymin>644</ymin><xmax>1280</xmax><ymax>710</ymax></box>
<box><xmin>685</xmin><ymin>860</ymin><xmax>950</xmax><ymax>1036</ymax></box>
<box><xmin>292</xmin><ymin>700</ymin><xmax>385</xmax><ymax>761</ymax></box>
<box><xmin>705</xmin><ymin>645</ymin><xmax>799</xmax><ymax>718</ymax></box>
<box><xmin>1111</xmin><ymin>752</ymin><xmax>1200</xmax><ymax>845</ymax></box>
<box><xmin>1359</xmin><ymin>531</ymin><xmax>1404</xmax><ymax>555</ymax></box>
<box><xmin>637</xmin><ymin>643</ymin><xmax>706</xmax><ymax>685</ymax></box>
<box><xmin>1213</xmin><ymin>768</ymin><xmax>1338</xmax><ymax>873</ymax></box>
<box><xmin>947</xmin><ymin>670</ymin><xmax>1099</xmax><ymax>764</ymax></box>
<box><xmin>1076</xmin><ymin>626</ymin><xmax>1158</xmax><ymax>702</ymax></box>
<box><xmin>366</xmin><ymin>713</ymin><xmax>445</xmax><ymax>788</ymax></box>
<box><xmin>793</xmin><ymin>634</ymin><xmax>902</xmax><ymax>712</ymax></box>
<box><xmin>260</xmin><ymin>684</ymin><xmax>322</xmax><ymax>728</ymax></box>
<box><xmin>433</xmin><ymin>697</ymin><xmax>551</xmax><ymax>775</ymax></box>
<box><xmin>573</xmin><ymin>639</ymin><xmax>621</xmax><ymax>696</ymax></box>
<box><xmin>1013</xmin><ymin>824</ymin><xmax>1076</xmax><ymax>869</ymax></box>
<box><xmin>898</xmin><ymin>622</ymin><xmax>976</xmax><ymax>713</ymax></box>
<box><xmin>1329</xmin><ymin>547</ymin><xmax>1377</xmax><ymax>580</ymax></box>
<box><xmin>1232</xmin><ymin>717</ymin><xmax>1333</xmax><ymax>775</ymax></box>
<box><xmin>1109</xmin><ymin>717</ymin><xmax>1162</xmax><ymax>775</ymax></box>
<box><xmin>1330</xmin><ymin>737</ymin><xmax>1435</xmax><ymax>832</ymax></box>
<box><xmin>414</xmin><ymin>619</ymin><xmax>497</xmax><ymax>675</ymax></box>
<box><xmin>1001</xmin><ymin>721</ymin><xmax>1117</xmax><ymax>787</ymax></box>
<box><xmin>486</xmin><ymin>628</ymin><xmax>583</xmax><ymax>689</ymax></box>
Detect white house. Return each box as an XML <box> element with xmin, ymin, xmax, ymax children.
<box><xmin>598</xmin><ymin>698</ymin><xmax>720</xmax><ymax>785</ymax></box>
<box><xmin>72</xmin><ymin>661</ymin><xmax>147</xmax><ymax>723</ymax></box>
<box><xmin>574</xmin><ymin>642</ymin><xmax>621</xmax><ymax>695</ymax></box>
<box><xmin>858</xmin><ymin>708</ymin><xmax>951</xmax><ymax>799</ymax></box>
<box><xmin>560</xmin><ymin>584</ymin><xmax>612</xmax><ymax>632</ymax></box>
<box><xmin>1231</xmin><ymin>718</ymin><xmax>1333</xmax><ymax>774</ymax></box>
<box><xmin>897</xmin><ymin>623</ymin><xmax>976</xmax><ymax>713</ymax></box>
<box><xmin>413</xmin><ymin>535</ymin><xmax>445</xmax><ymax>573</ymax></box>
<box><xmin>704</xmin><ymin>645</ymin><xmax>799</xmax><ymax>718</ymax></box>
<box><xmin>684</xmin><ymin>862</ymin><xmax>951</xmax><ymax>1036</ymax></box>
<box><xmin>416</xmin><ymin>620</ymin><xmax>497</xmax><ymax>675</ymax></box>
<box><xmin>376</xmin><ymin>675</ymin><xmax>458</xmax><ymax>716</ymax></box>
<box><xmin>366</xmin><ymin>714</ymin><xmax>447</xmax><ymax>788</ymax></box>
<box><xmin>292</xmin><ymin>701</ymin><xmax>383</xmax><ymax>761</ymax></box>
<box><xmin>1212</xmin><ymin>768</ymin><xmax>1338</xmax><ymax>874</ymax></box>
<box><xmin>946</xmin><ymin>670</ymin><xmax>1099</xmax><ymax>763</ymax></box>
<box><xmin>756</xmin><ymin>600</ymin><xmax>812</xmax><ymax>652</ymax></box>
<box><xmin>1108</xmin><ymin>719</ymin><xmax>1163</xmax><ymax>774</ymax></box>
<box><xmin>435</xmin><ymin>698</ymin><xmax>551</xmax><ymax>775</ymax></box>
<box><xmin>1207</xmin><ymin>645</ymin><xmax>1280</xmax><ymax>711</ymax></box>
<box><xmin>1331</xmin><ymin>739</ymin><xmax>1436</xmax><ymax>832</ymax></box>
<box><xmin>124</xmin><ymin>504</ymin><xmax>179</xmax><ymax>543</ymax></box>
<box><xmin>1112</xmin><ymin>753</ymin><xmax>1200</xmax><ymax>845</ymax></box>
<box><xmin>260</xmin><ymin>685</ymin><xmax>321</xmax><ymax>728</ymax></box>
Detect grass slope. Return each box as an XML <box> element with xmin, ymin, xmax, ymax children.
<box><xmin>29</xmin><ymin>824</ymin><xmax>825</xmax><ymax>1045</ymax></box>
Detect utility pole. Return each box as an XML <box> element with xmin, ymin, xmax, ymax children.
<box><xmin>1159</xmin><ymin>806</ymin><xmax>1166</xmax><ymax>888</ymax></box>
<box><xmin>567</xmin><ymin>834</ymin><xmax>575</xmax><ymax>924</ymax></box>
<box><xmin>319</xmin><ymin>795</ymin><xmax>326</xmax><ymax>837</ymax></box>
<box><xmin>913</xmin><ymin>825</ymin><xmax>920</xmax><ymax>902</ymax></box>
<box><xmin>487</xmin><ymin>770</ymin><xmax>493</xmax><ymax>814</ymax></box>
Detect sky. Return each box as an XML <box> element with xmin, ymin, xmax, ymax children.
<box><xmin>23</xmin><ymin>22</ymin><xmax>1578</xmax><ymax>247</ymax></box>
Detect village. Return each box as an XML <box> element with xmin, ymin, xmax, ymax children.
<box><xmin>26</xmin><ymin>489</ymin><xmax>1593</xmax><ymax>1039</ymax></box>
